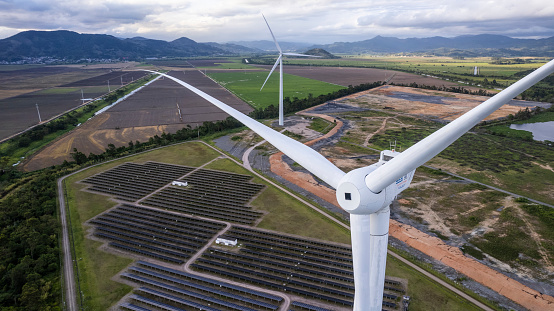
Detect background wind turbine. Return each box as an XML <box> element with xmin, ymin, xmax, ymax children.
<box><xmin>260</xmin><ymin>14</ymin><xmax>320</xmax><ymax>126</ymax></box>
<box><xmin>80</xmin><ymin>89</ymin><xmax>93</xmax><ymax>103</ymax></box>
<box><xmin>145</xmin><ymin>58</ymin><xmax>554</xmax><ymax>310</ymax></box>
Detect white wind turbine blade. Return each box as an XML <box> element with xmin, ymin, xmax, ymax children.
<box><xmin>143</xmin><ymin>70</ymin><xmax>345</xmax><ymax>188</ymax></box>
<box><xmin>364</xmin><ymin>58</ymin><xmax>554</xmax><ymax>194</ymax></box>
<box><xmin>283</xmin><ymin>52</ymin><xmax>321</xmax><ymax>58</ymax></box>
<box><xmin>262</xmin><ymin>14</ymin><xmax>282</xmax><ymax>53</ymax></box>
<box><xmin>260</xmin><ymin>55</ymin><xmax>281</xmax><ymax>91</ymax></box>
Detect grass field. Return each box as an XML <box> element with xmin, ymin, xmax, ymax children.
<box><xmin>207</xmin><ymin>71</ymin><xmax>345</xmax><ymax>109</ymax></box>
<box><xmin>385</xmin><ymin>255</ymin><xmax>485</xmax><ymax>311</ymax></box>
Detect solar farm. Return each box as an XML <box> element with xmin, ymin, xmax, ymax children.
<box><xmin>80</xmin><ymin>160</ymin><xmax>406</xmax><ymax>310</ymax></box>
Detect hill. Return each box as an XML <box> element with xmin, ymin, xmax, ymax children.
<box><xmin>303</xmin><ymin>48</ymin><xmax>339</xmax><ymax>59</ymax></box>
<box><xmin>311</xmin><ymin>34</ymin><xmax>554</xmax><ymax>57</ymax></box>
<box><xmin>0</xmin><ymin>30</ymin><xmax>230</xmax><ymax>61</ymax></box>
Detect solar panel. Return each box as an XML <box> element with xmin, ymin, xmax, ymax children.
<box><xmin>136</xmin><ymin>261</ymin><xmax>282</xmax><ymax>302</ymax></box>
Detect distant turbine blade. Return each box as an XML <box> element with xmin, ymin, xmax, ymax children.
<box><xmin>262</xmin><ymin>14</ymin><xmax>282</xmax><ymax>53</ymax></box>
<box><xmin>283</xmin><ymin>52</ymin><xmax>321</xmax><ymax>58</ymax></box>
<box><xmin>143</xmin><ymin>70</ymin><xmax>345</xmax><ymax>188</ymax></box>
<box><xmin>364</xmin><ymin>58</ymin><xmax>554</xmax><ymax>194</ymax></box>
<box><xmin>260</xmin><ymin>55</ymin><xmax>281</xmax><ymax>91</ymax></box>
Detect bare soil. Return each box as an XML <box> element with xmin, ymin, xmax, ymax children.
<box><xmin>346</xmin><ymin>85</ymin><xmax>526</xmax><ymax>121</ymax></box>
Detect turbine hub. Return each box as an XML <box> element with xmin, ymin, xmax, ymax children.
<box><xmin>336</xmin><ymin>165</ymin><xmax>388</xmax><ymax>215</ymax></box>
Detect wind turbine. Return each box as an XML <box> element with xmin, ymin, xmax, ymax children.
<box><xmin>80</xmin><ymin>89</ymin><xmax>93</xmax><ymax>103</ymax></box>
<box><xmin>144</xmin><ymin>58</ymin><xmax>554</xmax><ymax>310</ymax></box>
<box><xmin>260</xmin><ymin>14</ymin><xmax>320</xmax><ymax>126</ymax></box>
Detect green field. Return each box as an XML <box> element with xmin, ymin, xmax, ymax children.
<box><xmin>207</xmin><ymin>71</ymin><xmax>345</xmax><ymax>109</ymax></box>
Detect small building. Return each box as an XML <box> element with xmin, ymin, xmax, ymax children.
<box><xmin>171</xmin><ymin>181</ymin><xmax>188</xmax><ymax>187</ymax></box>
<box><xmin>216</xmin><ymin>237</ymin><xmax>238</xmax><ymax>246</ymax></box>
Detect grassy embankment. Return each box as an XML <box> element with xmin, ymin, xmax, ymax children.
<box><xmin>486</xmin><ymin>111</ymin><xmax>554</xmax><ymax>140</ymax></box>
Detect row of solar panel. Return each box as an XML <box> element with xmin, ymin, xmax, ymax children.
<box><xmin>183</xmin><ymin>175</ymin><xmax>264</xmax><ymax>196</ymax></box>
<box><xmin>208</xmin><ymin>248</ymin><xmax>354</xmax><ymax>283</ymax></box>
<box><xmin>124</xmin><ymin>274</ymin><xmax>262</xmax><ymax>311</ymax></box>
<box><xmin>203</xmin><ymin>252</ymin><xmax>355</xmax><ymax>292</ymax></box>
<box><xmin>239</xmin><ymin>248</ymin><xmax>353</xmax><ymax>277</ymax></box>
<box><xmin>142</xmin><ymin>197</ymin><xmax>260</xmax><ymax>224</ymax></box>
<box><xmin>154</xmin><ymin>187</ymin><xmax>257</xmax><ymax>211</ymax></box>
<box><xmin>92</xmin><ymin>218</ymin><xmax>208</xmax><ymax>246</ymax></box>
<box><xmin>225</xmin><ymin>231</ymin><xmax>352</xmax><ymax>262</ymax></box>
<box><xmin>129</xmin><ymin>266</ymin><xmax>279</xmax><ymax>310</ymax></box>
<box><xmin>111</xmin><ymin>243</ymin><xmax>184</xmax><ymax>264</ymax></box>
<box><xmin>109</xmin><ymin>208</ymin><xmax>219</xmax><ymax>236</ymax></box>
<box><xmin>96</xmin><ymin>223</ymin><xmax>200</xmax><ymax>249</ymax></box>
<box><xmin>196</xmin><ymin>258</ymin><xmax>354</xmax><ymax>299</ymax></box>
<box><xmin>291</xmin><ymin>301</ymin><xmax>333</xmax><ymax>311</ymax></box>
<box><xmin>244</xmin><ymin>244</ymin><xmax>353</xmax><ymax>270</ymax></box>
<box><xmin>119</xmin><ymin>204</ymin><xmax>224</xmax><ymax>231</ymax></box>
<box><xmin>231</xmin><ymin>226</ymin><xmax>352</xmax><ymax>252</ymax></box>
<box><xmin>97</xmin><ymin>213</ymin><xmax>214</xmax><ymax>240</ymax></box>
<box><xmin>191</xmin><ymin>263</ymin><xmax>353</xmax><ymax>306</ymax></box>
<box><xmin>136</xmin><ymin>260</ymin><xmax>283</xmax><ymax>302</ymax></box>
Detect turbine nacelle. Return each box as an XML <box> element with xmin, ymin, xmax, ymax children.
<box><xmin>337</xmin><ymin>150</ymin><xmax>415</xmax><ymax>214</ymax></box>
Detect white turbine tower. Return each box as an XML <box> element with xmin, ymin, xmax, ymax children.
<box><xmin>260</xmin><ymin>14</ymin><xmax>319</xmax><ymax>126</ymax></box>
<box><xmin>144</xmin><ymin>58</ymin><xmax>554</xmax><ymax>310</ymax></box>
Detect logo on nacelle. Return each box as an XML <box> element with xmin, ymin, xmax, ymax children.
<box><xmin>395</xmin><ymin>175</ymin><xmax>408</xmax><ymax>190</ymax></box>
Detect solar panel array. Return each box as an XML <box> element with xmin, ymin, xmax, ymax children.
<box><xmin>91</xmin><ymin>204</ymin><xmax>225</xmax><ymax>264</ymax></box>
<box><xmin>82</xmin><ymin>162</ymin><xmax>195</xmax><ymax>201</ymax></box>
<box><xmin>192</xmin><ymin>226</ymin><xmax>403</xmax><ymax>308</ymax></box>
<box><xmin>80</xmin><ymin>161</ymin><xmax>405</xmax><ymax>310</ymax></box>
<box><xmin>120</xmin><ymin>261</ymin><xmax>282</xmax><ymax>311</ymax></box>
<box><xmin>141</xmin><ymin>168</ymin><xmax>265</xmax><ymax>224</ymax></box>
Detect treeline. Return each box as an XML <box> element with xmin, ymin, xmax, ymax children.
<box><xmin>0</xmin><ymin>168</ymin><xmax>61</xmax><ymax>310</ymax></box>
<box><xmin>388</xmin><ymin>82</ymin><xmax>495</xmax><ymax>97</ymax></box>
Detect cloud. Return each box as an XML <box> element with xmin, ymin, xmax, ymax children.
<box><xmin>0</xmin><ymin>0</ymin><xmax>553</xmax><ymax>43</ymax></box>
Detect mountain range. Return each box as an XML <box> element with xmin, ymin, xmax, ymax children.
<box><xmin>1</xmin><ymin>30</ymin><xmax>554</xmax><ymax>61</ymax></box>
<box><xmin>313</xmin><ymin>34</ymin><xmax>554</xmax><ymax>56</ymax></box>
<box><xmin>0</xmin><ymin>30</ymin><xmax>228</xmax><ymax>61</ymax></box>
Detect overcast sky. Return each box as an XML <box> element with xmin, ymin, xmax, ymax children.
<box><xmin>1</xmin><ymin>0</ymin><xmax>553</xmax><ymax>44</ymax></box>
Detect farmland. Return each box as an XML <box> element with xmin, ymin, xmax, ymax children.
<box><xmin>0</xmin><ymin>63</ymin><xmax>146</xmax><ymax>141</ymax></box>
<box><xmin>252</xmin><ymin>64</ymin><xmax>465</xmax><ymax>88</ymax></box>
<box><xmin>22</xmin><ymin>69</ymin><xmax>253</xmax><ymax>170</ymax></box>
<box><xmin>261</xmin><ymin>56</ymin><xmax>550</xmax><ymax>87</ymax></box>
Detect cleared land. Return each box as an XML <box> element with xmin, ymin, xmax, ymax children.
<box><xmin>22</xmin><ymin>70</ymin><xmax>253</xmax><ymax>170</ymax></box>
<box><xmin>343</xmin><ymin>85</ymin><xmax>549</xmax><ymax>122</ymax></box>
